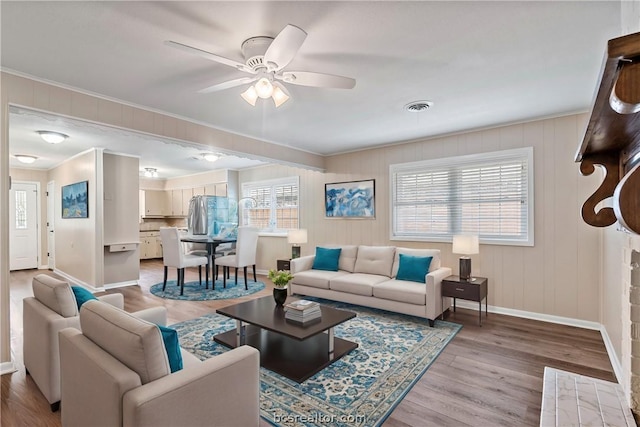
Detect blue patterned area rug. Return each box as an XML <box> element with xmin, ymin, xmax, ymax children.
<box><xmin>149</xmin><ymin>279</ymin><xmax>265</xmax><ymax>300</ymax></box>
<box><xmin>171</xmin><ymin>298</ymin><xmax>461</xmax><ymax>426</ymax></box>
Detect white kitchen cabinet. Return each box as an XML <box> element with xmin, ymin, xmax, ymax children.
<box><xmin>142</xmin><ymin>190</ymin><xmax>169</xmax><ymax>216</ymax></box>
<box><xmin>139</xmin><ymin>231</ymin><xmax>162</xmax><ymax>259</ymax></box>
<box><xmin>170</xmin><ymin>190</ymin><xmax>183</xmax><ymax>216</ymax></box>
<box><xmin>182</xmin><ymin>188</ymin><xmax>193</xmax><ymax>216</ymax></box>
<box><xmin>204</xmin><ymin>183</ymin><xmax>227</xmax><ymax>197</ymax></box>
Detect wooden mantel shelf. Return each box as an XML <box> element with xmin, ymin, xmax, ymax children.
<box><xmin>577</xmin><ymin>31</ymin><xmax>640</xmax><ymax>234</ymax></box>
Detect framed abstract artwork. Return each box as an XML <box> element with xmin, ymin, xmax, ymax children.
<box><xmin>325</xmin><ymin>179</ymin><xmax>375</xmax><ymax>218</ymax></box>
<box><xmin>62</xmin><ymin>180</ymin><xmax>89</xmax><ymax>218</ymax></box>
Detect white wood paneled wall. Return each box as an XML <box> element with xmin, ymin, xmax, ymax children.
<box><xmin>242</xmin><ymin>114</ymin><xmax>603</xmax><ymax>322</ymax></box>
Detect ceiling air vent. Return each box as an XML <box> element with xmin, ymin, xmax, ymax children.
<box><xmin>404</xmin><ymin>101</ymin><xmax>434</xmax><ymax>112</ymax></box>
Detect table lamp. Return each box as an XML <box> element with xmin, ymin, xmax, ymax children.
<box><xmin>452</xmin><ymin>234</ymin><xmax>479</xmax><ymax>281</ymax></box>
<box><xmin>287</xmin><ymin>229</ymin><xmax>307</xmax><ymax>259</ymax></box>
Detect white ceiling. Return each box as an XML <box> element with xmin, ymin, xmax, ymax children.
<box><xmin>8</xmin><ymin>107</ymin><xmax>267</xmax><ymax>177</ymax></box>
<box><xmin>1</xmin><ymin>1</ymin><xmax>623</xmax><ymax>174</ymax></box>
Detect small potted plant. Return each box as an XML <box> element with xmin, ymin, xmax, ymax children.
<box><xmin>268</xmin><ymin>269</ymin><xmax>294</xmax><ymax>306</ymax></box>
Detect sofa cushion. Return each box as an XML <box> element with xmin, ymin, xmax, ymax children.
<box><xmin>392</xmin><ymin>248</ymin><xmax>441</xmax><ymax>277</ymax></box>
<box><xmin>324</xmin><ymin>245</ymin><xmax>358</xmax><ymax>272</ymax></box>
<box><xmin>71</xmin><ymin>286</ymin><xmax>98</xmax><ymax>309</ymax></box>
<box><xmin>80</xmin><ymin>300</ymin><xmax>170</xmax><ymax>384</ymax></box>
<box><xmin>373</xmin><ymin>279</ymin><xmax>427</xmax><ymax>305</ymax></box>
<box><xmin>354</xmin><ymin>246</ymin><xmax>395</xmax><ymax>277</ymax></box>
<box><xmin>396</xmin><ymin>254</ymin><xmax>433</xmax><ymax>283</ymax></box>
<box><xmin>330</xmin><ymin>273</ymin><xmax>389</xmax><ymax>296</ymax></box>
<box><xmin>32</xmin><ymin>274</ymin><xmax>78</xmax><ymax>318</ymax></box>
<box><xmin>291</xmin><ymin>269</ymin><xmax>348</xmax><ymax>290</ymax></box>
<box><xmin>312</xmin><ymin>247</ymin><xmax>342</xmax><ymax>271</ymax></box>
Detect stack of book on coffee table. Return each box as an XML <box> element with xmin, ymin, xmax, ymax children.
<box><xmin>285</xmin><ymin>300</ymin><xmax>321</xmax><ymax>325</ymax></box>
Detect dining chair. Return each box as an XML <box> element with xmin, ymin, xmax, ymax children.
<box><xmin>159</xmin><ymin>227</ymin><xmax>209</xmax><ymax>295</ymax></box>
<box><xmin>215</xmin><ymin>227</ymin><xmax>259</xmax><ymax>289</ymax></box>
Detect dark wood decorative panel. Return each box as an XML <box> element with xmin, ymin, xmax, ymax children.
<box><xmin>577</xmin><ymin>32</ymin><xmax>640</xmax><ymax>234</ymax></box>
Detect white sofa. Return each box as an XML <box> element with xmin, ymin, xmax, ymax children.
<box><xmin>289</xmin><ymin>245</ymin><xmax>452</xmax><ymax>326</ymax></box>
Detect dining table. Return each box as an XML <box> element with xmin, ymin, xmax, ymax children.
<box><xmin>180</xmin><ymin>235</ymin><xmax>236</xmax><ymax>287</ymax></box>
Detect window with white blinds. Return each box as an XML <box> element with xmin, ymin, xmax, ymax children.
<box><xmin>390</xmin><ymin>147</ymin><xmax>534</xmax><ymax>246</ymax></box>
<box><xmin>241</xmin><ymin>176</ymin><xmax>299</xmax><ymax>233</ymax></box>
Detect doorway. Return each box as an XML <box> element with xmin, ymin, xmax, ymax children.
<box><xmin>47</xmin><ymin>181</ymin><xmax>55</xmax><ymax>269</ymax></box>
<box><xmin>9</xmin><ymin>181</ymin><xmax>40</xmax><ymax>270</ymax></box>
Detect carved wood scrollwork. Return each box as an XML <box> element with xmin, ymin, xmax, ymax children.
<box><xmin>577</xmin><ymin>32</ymin><xmax>640</xmax><ymax>235</ymax></box>
<box><xmin>614</xmin><ymin>161</ymin><xmax>640</xmax><ymax>234</ymax></box>
<box><xmin>579</xmin><ymin>153</ymin><xmax>619</xmax><ymax>228</ymax></box>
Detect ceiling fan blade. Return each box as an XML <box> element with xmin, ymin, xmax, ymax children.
<box><xmin>263</xmin><ymin>25</ymin><xmax>307</xmax><ymax>72</ymax></box>
<box><xmin>164</xmin><ymin>40</ymin><xmax>254</xmax><ymax>73</ymax></box>
<box><xmin>198</xmin><ymin>77</ymin><xmax>258</xmax><ymax>94</ymax></box>
<box><xmin>278</xmin><ymin>71</ymin><xmax>356</xmax><ymax>89</ymax></box>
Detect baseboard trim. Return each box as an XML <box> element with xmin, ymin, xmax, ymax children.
<box><xmin>600</xmin><ymin>325</ymin><xmax>624</xmax><ymax>385</ymax></box>
<box><xmin>0</xmin><ymin>360</ymin><xmax>17</xmax><ymax>375</ymax></box>
<box><xmin>454</xmin><ymin>300</ymin><xmax>601</xmax><ymax>330</ymax></box>
<box><xmin>104</xmin><ymin>280</ymin><xmax>138</xmax><ymax>290</ymax></box>
<box><xmin>53</xmin><ymin>269</ymin><xmax>104</xmax><ymax>293</ymax></box>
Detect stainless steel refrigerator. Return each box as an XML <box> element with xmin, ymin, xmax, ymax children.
<box><xmin>187</xmin><ymin>195</ymin><xmax>237</xmax><ymax>236</ymax></box>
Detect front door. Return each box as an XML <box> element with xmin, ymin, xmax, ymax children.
<box><xmin>10</xmin><ymin>182</ymin><xmax>39</xmax><ymax>270</ymax></box>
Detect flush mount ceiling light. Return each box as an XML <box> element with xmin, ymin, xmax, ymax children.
<box><xmin>404</xmin><ymin>100</ymin><xmax>434</xmax><ymax>112</ymax></box>
<box><xmin>143</xmin><ymin>167</ymin><xmax>159</xmax><ymax>178</ymax></box>
<box><xmin>201</xmin><ymin>153</ymin><xmax>220</xmax><ymax>162</ymax></box>
<box><xmin>37</xmin><ymin>130</ymin><xmax>68</xmax><ymax>144</ymax></box>
<box><xmin>15</xmin><ymin>154</ymin><xmax>38</xmax><ymax>164</ymax></box>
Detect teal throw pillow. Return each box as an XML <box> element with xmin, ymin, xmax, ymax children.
<box><xmin>396</xmin><ymin>254</ymin><xmax>433</xmax><ymax>283</ymax></box>
<box><xmin>157</xmin><ymin>325</ymin><xmax>183</xmax><ymax>373</ymax></box>
<box><xmin>312</xmin><ymin>247</ymin><xmax>342</xmax><ymax>271</ymax></box>
<box><xmin>71</xmin><ymin>286</ymin><xmax>98</xmax><ymax>309</ymax></box>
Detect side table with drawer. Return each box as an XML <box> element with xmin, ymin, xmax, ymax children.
<box><xmin>277</xmin><ymin>259</ymin><xmax>291</xmax><ymax>271</ymax></box>
<box><xmin>441</xmin><ymin>275</ymin><xmax>488</xmax><ymax>326</ymax></box>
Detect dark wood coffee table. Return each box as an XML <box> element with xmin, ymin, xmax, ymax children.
<box><xmin>214</xmin><ymin>296</ymin><xmax>358</xmax><ymax>383</ymax></box>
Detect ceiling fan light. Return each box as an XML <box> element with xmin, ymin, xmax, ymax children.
<box><xmin>15</xmin><ymin>154</ymin><xmax>38</xmax><ymax>164</ymax></box>
<box><xmin>271</xmin><ymin>85</ymin><xmax>290</xmax><ymax>108</ymax></box>
<box><xmin>254</xmin><ymin>77</ymin><xmax>273</xmax><ymax>99</ymax></box>
<box><xmin>37</xmin><ymin>130</ymin><xmax>68</xmax><ymax>144</ymax></box>
<box><xmin>241</xmin><ymin>86</ymin><xmax>258</xmax><ymax>106</ymax></box>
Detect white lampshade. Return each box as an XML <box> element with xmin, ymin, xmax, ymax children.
<box><xmin>254</xmin><ymin>77</ymin><xmax>274</xmax><ymax>99</ymax></box>
<box><xmin>271</xmin><ymin>83</ymin><xmax>290</xmax><ymax>108</ymax></box>
<box><xmin>452</xmin><ymin>235</ymin><xmax>479</xmax><ymax>255</ymax></box>
<box><xmin>287</xmin><ymin>229</ymin><xmax>308</xmax><ymax>245</ymax></box>
<box><xmin>241</xmin><ymin>86</ymin><xmax>258</xmax><ymax>106</ymax></box>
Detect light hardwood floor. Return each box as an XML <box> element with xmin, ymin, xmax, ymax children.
<box><xmin>2</xmin><ymin>260</ymin><xmax>616</xmax><ymax>426</ymax></box>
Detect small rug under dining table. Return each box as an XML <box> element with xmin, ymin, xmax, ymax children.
<box><xmin>171</xmin><ymin>298</ymin><xmax>461</xmax><ymax>427</ymax></box>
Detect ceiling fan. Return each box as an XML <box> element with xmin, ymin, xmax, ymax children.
<box><xmin>165</xmin><ymin>24</ymin><xmax>356</xmax><ymax>107</ymax></box>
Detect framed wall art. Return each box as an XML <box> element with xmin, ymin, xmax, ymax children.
<box><xmin>62</xmin><ymin>180</ymin><xmax>89</xmax><ymax>218</ymax></box>
<box><xmin>325</xmin><ymin>179</ymin><xmax>375</xmax><ymax>218</ymax></box>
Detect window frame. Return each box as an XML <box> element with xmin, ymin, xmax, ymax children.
<box><xmin>241</xmin><ymin>176</ymin><xmax>300</xmax><ymax>236</ymax></box>
<box><xmin>389</xmin><ymin>147</ymin><xmax>534</xmax><ymax>246</ymax></box>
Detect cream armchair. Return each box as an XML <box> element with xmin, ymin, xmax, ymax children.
<box><xmin>59</xmin><ymin>300</ymin><xmax>260</xmax><ymax>427</ymax></box>
<box><xmin>23</xmin><ymin>274</ymin><xmax>165</xmax><ymax>412</ymax></box>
